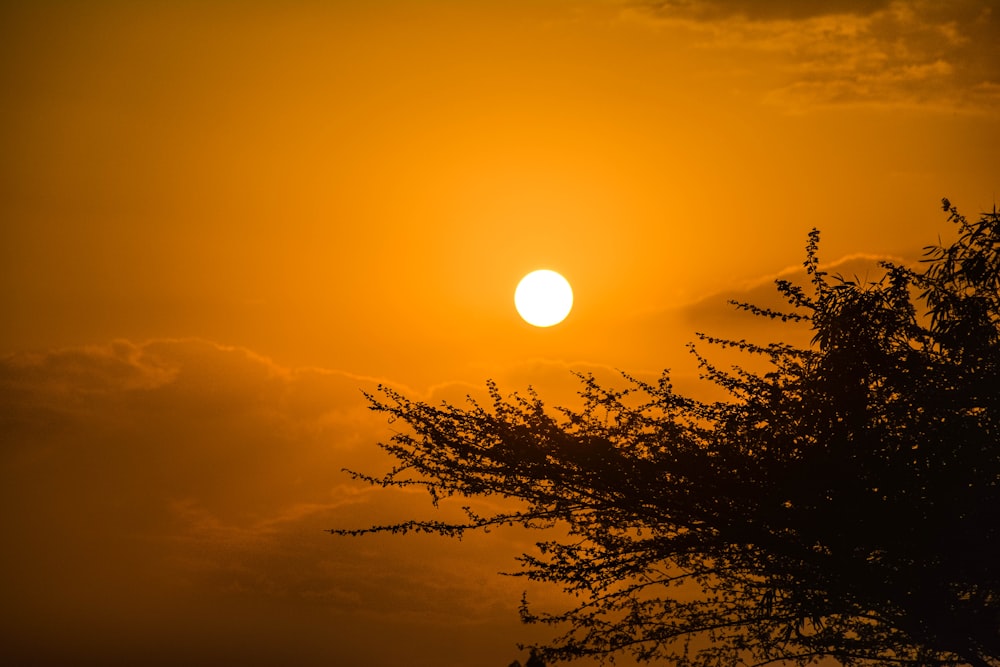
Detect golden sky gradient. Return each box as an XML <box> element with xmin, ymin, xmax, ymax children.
<box><xmin>1</xmin><ymin>1</ymin><xmax>998</xmax><ymax>665</ymax></box>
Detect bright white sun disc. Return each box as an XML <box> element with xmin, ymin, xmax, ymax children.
<box><xmin>515</xmin><ymin>270</ymin><xmax>573</xmax><ymax>327</ymax></box>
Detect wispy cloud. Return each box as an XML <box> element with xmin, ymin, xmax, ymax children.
<box><xmin>626</xmin><ymin>0</ymin><xmax>1000</xmax><ymax>112</ymax></box>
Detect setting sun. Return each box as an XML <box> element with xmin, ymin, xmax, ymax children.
<box><xmin>515</xmin><ymin>270</ymin><xmax>573</xmax><ymax>327</ymax></box>
<box><xmin>1</xmin><ymin>0</ymin><xmax>996</xmax><ymax>665</ymax></box>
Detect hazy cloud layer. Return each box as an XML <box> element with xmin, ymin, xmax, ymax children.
<box><xmin>628</xmin><ymin>0</ymin><xmax>1000</xmax><ymax>111</ymax></box>
<box><xmin>621</xmin><ymin>251</ymin><xmax>907</xmax><ymax>403</ymax></box>
<box><xmin>0</xmin><ymin>339</ymin><xmax>563</xmax><ymax>666</ymax></box>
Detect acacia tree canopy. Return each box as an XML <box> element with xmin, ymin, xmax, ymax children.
<box><xmin>332</xmin><ymin>200</ymin><xmax>1000</xmax><ymax>667</ymax></box>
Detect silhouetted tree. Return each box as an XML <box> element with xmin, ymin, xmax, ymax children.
<box><xmin>525</xmin><ymin>648</ymin><xmax>547</xmax><ymax>667</ymax></box>
<box><xmin>508</xmin><ymin>652</ymin><xmax>546</xmax><ymax>667</ymax></box>
<box><xmin>334</xmin><ymin>200</ymin><xmax>1000</xmax><ymax>667</ymax></box>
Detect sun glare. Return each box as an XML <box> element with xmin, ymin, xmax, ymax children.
<box><xmin>514</xmin><ymin>270</ymin><xmax>573</xmax><ymax>327</ymax></box>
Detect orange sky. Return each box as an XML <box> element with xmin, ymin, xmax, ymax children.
<box><xmin>1</xmin><ymin>1</ymin><xmax>998</xmax><ymax>665</ymax></box>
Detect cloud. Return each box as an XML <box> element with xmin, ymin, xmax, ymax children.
<box><xmin>615</xmin><ymin>251</ymin><xmax>905</xmax><ymax>402</ymax></box>
<box><xmin>636</xmin><ymin>0</ymin><xmax>894</xmax><ymax>21</ymax></box>
<box><xmin>678</xmin><ymin>250</ymin><xmax>903</xmax><ymax>329</ymax></box>
<box><xmin>0</xmin><ymin>339</ymin><xmax>551</xmax><ymax>666</ymax></box>
<box><xmin>626</xmin><ymin>0</ymin><xmax>1000</xmax><ymax>111</ymax></box>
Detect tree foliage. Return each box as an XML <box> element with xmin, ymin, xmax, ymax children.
<box><xmin>333</xmin><ymin>200</ymin><xmax>1000</xmax><ymax>667</ymax></box>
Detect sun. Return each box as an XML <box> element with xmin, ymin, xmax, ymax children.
<box><xmin>515</xmin><ymin>270</ymin><xmax>573</xmax><ymax>327</ymax></box>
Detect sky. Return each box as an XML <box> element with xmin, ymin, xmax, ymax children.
<box><xmin>1</xmin><ymin>0</ymin><xmax>998</xmax><ymax>665</ymax></box>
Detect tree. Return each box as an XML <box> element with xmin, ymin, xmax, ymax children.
<box><xmin>526</xmin><ymin>648</ymin><xmax>547</xmax><ymax>667</ymax></box>
<box><xmin>333</xmin><ymin>200</ymin><xmax>1000</xmax><ymax>667</ymax></box>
